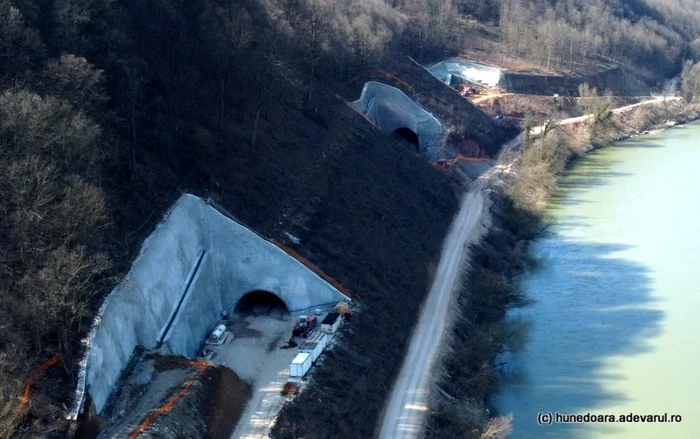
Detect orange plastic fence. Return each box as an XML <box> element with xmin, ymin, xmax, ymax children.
<box><xmin>129</xmin><ymin>360</ymin><xmax>208</xmax><ymax>439</ymax></box>
<box><xmin>342</xmin><ymin>74</ymin><xmax>362</xmax><ymax>86</ymax></box>
<box><xmin>434</xmin><ymin>154</ymin><xmax>491</xmax><ymax>171</ymax></box>
<box><xmin>5</xmin><ymin>354</ymin><xmax>63</xmax><ymax>439</ymax></box>
<box><xmin>336</xmin><ymin>94</ymin><xmax>380</xmax><ymax>131</ymax></box>
<box><xmin>340</xmin><ymin>69</ymin><xmax>415</xmax><ymax>93</ymax></box>
<box><xmin>273</xmin><ymin>242</ymin><xmax>359</xmax><ymax>302</ymax></box>
<box><xmin>374</xmin><ymin>69</ymin><xmax>415</xmax><ymax>93</ymax></box>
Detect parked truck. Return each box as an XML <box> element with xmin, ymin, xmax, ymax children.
<box><xmin>321</xmin><ymin>312</ymin><xmax>342</xmax><ymax>334</ymax></box>
<box><xmin>334</xmin><ymin>301</ymin><xmax>353</xmax><ymax>322</ymax></box>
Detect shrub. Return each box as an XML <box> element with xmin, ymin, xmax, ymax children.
<box><xmin>682</xmin><ymin>61</ymin><xmax>700</xmax><ymax>103</ymax></box>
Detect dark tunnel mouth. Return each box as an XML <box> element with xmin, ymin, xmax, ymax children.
<box><xmin>390</xmin><ymin>127</ymin><xmax>420</xmax><ymax>152</ymax></box>
<box><xmin>235</xmin><ymin>290</ymin><xmax>289</xmax><ymax>315</ymax></box>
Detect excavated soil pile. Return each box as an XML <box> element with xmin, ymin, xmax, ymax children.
<box><xmin>90</xmin><ymin>354</ymin><xmax>250</xmax><ymax>439</ymax></box>
<box><xmin>139</xmin><ymin>365</ymin><xmax>251</xmax><ymax>439</ymax></box>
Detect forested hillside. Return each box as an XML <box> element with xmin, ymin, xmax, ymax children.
<box><xmin>497</xmin><ymin>0</ymin><xmax>700</xmax><ymax>79</ymax></box>
<box><xmin>1</xmin><ymin>0</ymin><xmax>700</xmax><ymax>437</ymax></box>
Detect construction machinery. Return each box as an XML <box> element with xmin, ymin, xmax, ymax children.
<box><xmin>457</xmin><ymin>84</ymin><xmax>479</xmax><ymax>97</ymax></box>
<box><xmin>334</xmin><ymin>301</ymin><xmax>353</xmax><ymax>321</ymax></box>
<box><xmin>292</xmin><ymin>315</ymin><xmax>317</xmax><ymax>338</ymax></box>
<box><xmin>282</xmin><ymin>315</ymin><xmax>317</xmax><ymax>349</ymax></box>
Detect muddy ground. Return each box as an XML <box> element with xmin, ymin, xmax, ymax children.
<box><xmin>220</xmin><ymin>307</ymin><xmax>333</xmax><ymax>439</ymax></box>
<box><xmin>140</xmin><ymin>365</ymin><xmax>251</xmax><ymax>439</ymax></box>
<box><xmin>84</xmin><ymin>304</ymin><xmax>331</xmax><ymax>439</ymax></box>
<box><xmin>86</xmin><ymin>353</ymin><xmax>250</xmax><ymax>439</ymax></box>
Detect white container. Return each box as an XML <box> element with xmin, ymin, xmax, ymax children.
<box><xmin>290</xmin><ymin>352</ymin><xmax>312</xmax><ymax>377</ymax></box>
<box><xmin>299</xmin><ymin>331</ymin><xmax>328</xmax><ymax>363</ymax></box>
<box><xmin>209</xmin><ymin>324</ymin><xmax>226</xmax><ymax>342</ymax></box>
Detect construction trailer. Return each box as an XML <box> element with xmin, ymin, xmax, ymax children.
<box><xmin>290</xmin><ymin>352</ymin><xmax>312</xmax><ymax>378</ymax></box>
<box><xmin>299</xmin><ymin>331</ymin><xmax>328</xmax><ymax>363</ymax></box>
<box><xmin>321</xmin><ymin>313</ymin><xmax>342</xmax><ymax>334</ymax></box>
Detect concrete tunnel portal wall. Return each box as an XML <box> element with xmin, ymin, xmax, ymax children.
<box><xmin>71</xmin><ymin>194</ymin><xmax>350</xmax><ymax>417</ymax></box>
<box><xmin>350</xmin><ymin>81</ymin><xmax>445</xmax><ymax>155</ymax></box>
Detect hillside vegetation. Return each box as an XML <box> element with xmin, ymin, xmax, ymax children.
<box><xmin>1</xmin><ymin>0</ymin><xmax>700</xmax><ymax>437</ymax></box>
<box><xmin>496</xmin><ymin>0</ymin><xmax>700</xmax><ymax>79</ymax></box>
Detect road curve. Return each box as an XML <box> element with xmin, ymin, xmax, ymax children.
<box><xmin>377</xmin><ymin>175</ymin><xmax>492</xmax><ymax>439</ymax></box>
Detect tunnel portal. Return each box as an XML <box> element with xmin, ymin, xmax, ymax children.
<box><xmin>235</xmin><ymin>290</ymin><xmax>289</xmax><ymax>314</ymax></box>
<box><xmin>391</xmin><ymin>127</ymin><xmax>420</xmax><ymax>151</ymax></box>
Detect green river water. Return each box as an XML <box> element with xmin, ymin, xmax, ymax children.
<box><xmin>492</xmin><ymin>122</ymin><xmax>700</xmax><ymax>438</ymax></box>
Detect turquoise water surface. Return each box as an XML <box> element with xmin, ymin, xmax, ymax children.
<box><xmin>492</xmin><ymin>122</ymin><xmax>700</xmax><ymax>438</ymax></box>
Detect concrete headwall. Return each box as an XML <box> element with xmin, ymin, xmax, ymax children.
<box><xmin>350</xmin><ymin>81</ymin><xmax>446</xmax><ymax>154</ymax></box>
<box><xmin>428</xmin><ymin>59</ymin><xmax>502</xmax><ymax>88</ymax></box>
<box><xmin>73</xmin><ymin>194</ymin><xmax>349</xmax><ymax>416</ymax></box>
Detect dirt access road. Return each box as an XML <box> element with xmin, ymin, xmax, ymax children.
<box><xmin>377</xmin><ymin>156</ymin><xmax>512</xmax><ymax>438</ymax></box>
<box><xmin>217</xmin><ymin>313</ymin><xmax>299</xmax><ymax>439</ymax></box>
<box><xmin>531</xmin><ymin>95</ymin><xmax>681</xmax><ymax>135</ymax></box>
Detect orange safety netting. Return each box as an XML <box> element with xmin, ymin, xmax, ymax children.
<box><xmin>129</xmin><ymin>359</ymin><xmax>209</xmax><ymax>439</ymax></box>
<box><xmin>273</xmin><ymin>241</ymin><xmax>359</xmax><ymax>302</ymax></box>
<box><xmin>342</xmin><ymin>74</ymin><xmax>362</xmax><ymax>86</ymax></box>
<box><xmin>340</xmin><ymin>69</ymin><xmax>414</xmax><ymax>93</ymax></box>
<box><xmin>336</xmin><ymin>94</ymin><xmax>380</xmax><ymax>131</ymax></box>
<box><xmin>374</xmin><ymin>69</ymin><xmax>415</xmax><ymax>93</ymax></box>
<box><xmin>434</xmin><ymin>154</ymin><xmax>491</xmax><ymax>171</ymax></box>
<box><xmin>5</xmin><ymin>353</ymin><xmax>63</xmax><ymax>439</ymax></box>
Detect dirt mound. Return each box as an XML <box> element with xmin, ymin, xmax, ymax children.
<box><xmin>81</xmin><ymin>354</ymin><xmax>250</xmax><ymax>439</ymax></box>
<box><xmin>139</xmin><ymin>365</ymin><xmax>251</xmax><ymax>439</ymax></box>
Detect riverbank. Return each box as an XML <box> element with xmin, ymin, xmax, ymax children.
<box><xmin>424</xmin><ymin>98</ymin><xmax>700</xmax><ymax>438</ymax></box>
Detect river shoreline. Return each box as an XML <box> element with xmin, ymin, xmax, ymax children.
<box><xmin>490</xmin><ymin>111</ymin><xmax>700</xmax><ymax>438</ymax></box>
<box><xmin>589</xmin><ymin>100</ymin><xmax>700</xmax><ymax>150</ymax></box>
<box><xmin>425</xmin><ymin>99</ymin><xmax>700</xmax><ymax>438</ymax></box>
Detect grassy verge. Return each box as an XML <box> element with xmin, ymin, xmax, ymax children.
<box><xmin>425</xmin><ymin>99</ymin><xmax>700</xmax><ymax>439</ymax></box>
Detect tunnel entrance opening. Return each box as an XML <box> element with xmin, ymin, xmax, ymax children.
<box><xmin>235</xmin><ymin>290</ymin><xmax>289</xmax><ymax>315</ymax></box>
<box><xmin>391</xmin><ymin>127</ymin><xmax>419</xmax><ymax>152</ymax></box>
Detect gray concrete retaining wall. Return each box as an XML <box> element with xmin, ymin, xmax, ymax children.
<box><xmin>350</xmin><ymin>81</ymin><xmax>446</xmax><ymax>154</ymax></box>
<box><xmin>73</xmin><ymin>194</ymin><xmax>349</xmax><ymax>416</ymax></box>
